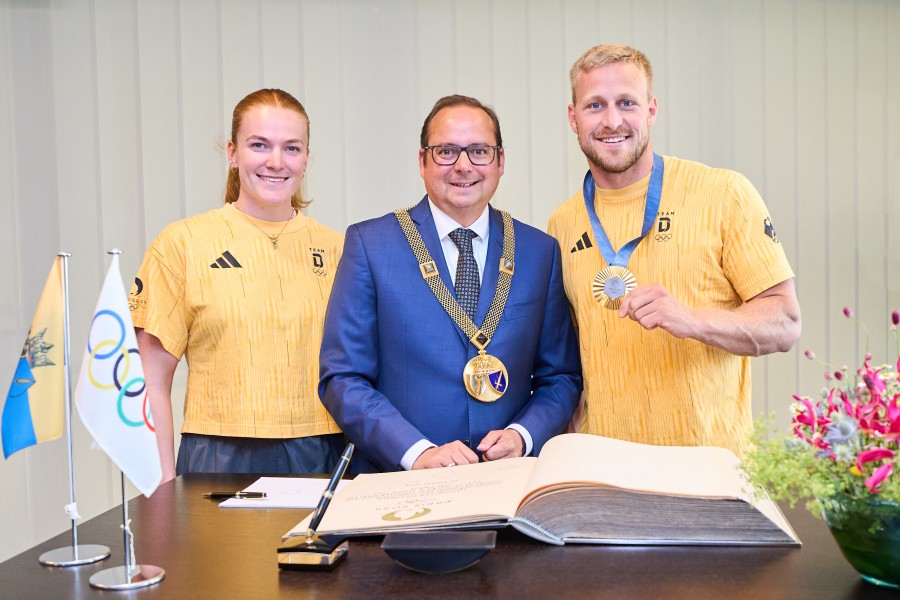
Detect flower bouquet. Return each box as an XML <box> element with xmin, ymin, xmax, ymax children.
<box><xmin>743</xmin><ymin>308</ymin><xmax>900</xmax><ymax>588</ymax></box>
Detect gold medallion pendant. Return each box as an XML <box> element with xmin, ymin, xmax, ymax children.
<box><xmin>592</xmin><ymin>265</ymin><xmax>637</xmax><ymax>310</ymax></box>
<box><xmin>463</xmin><ymin>351</ymin><xmax>509</xmax><ymax>402</ymax></box>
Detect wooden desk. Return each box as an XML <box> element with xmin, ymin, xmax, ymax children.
<box><xmin>1</xmin><ymin>473</ymin><xmax>896</xmax><ymax>599</ymax></box>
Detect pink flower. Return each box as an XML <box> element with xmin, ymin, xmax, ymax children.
<box><xmin>856</xmin><ymin>448</ymin><xmax>895</xmax><ymax>472</ymax></box>
<box><xmin>865</xmin><ymin>463</ymin><xmax>893</xmax><ymax>493</ymax></box>
<box><xmin>843</xmin><ymin>307</ymin><xmax>853</xmax><ymax>318</ymax></box>
<box><xmin>804</xmin><ymin>350</ymin><xmax>815</xmax><ymax>360</ymax></box>
<box><xmin>893</xmin><ymin>310</ymin><xmax>899</xmax><ymax>326</ymax></box>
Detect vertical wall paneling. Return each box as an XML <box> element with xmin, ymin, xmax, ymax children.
<box><xmin>824</xmin><ymin>2</ymin><xmax>859</xmax><ymax>368</ymax></box>
<box><xmin>855</xmin><ymin>1</ymin><xmax>888</xmax><ymax>359</ymax></box>
<box><xmin>259</xmin><ymin>0</ymin><xmax>304</xmax><ymax>103</ymax></box>
<box><xmin>562</xmin><ymin>0</ymin><xmax>598</xmax><ymax>196</ymax></box>
<box><xmin>0</xmin><ymin>0</ymin><xmax>19</xmax><ymax>333</ymax></box>
<box><xmin>0</xmin><ymin>0</ymin><xmax>27</xmax><ymax>554</ymax></box>
<box><xmin>137</xmin><ymin>0</ymin><xmax>184</xmax><ymax>245</ymax></box>
<box><xmin>1</xmin><ymin>0</ymin><xmax>898</xmax><ymax>562</ymax></box>
<box><xmin>888</xmin><ymin>5</ymin><xmax>900</xmax><ymax>325</ymax></box>
<box><xmin>794</xmin><ymin>0</ymin><xmax>829</xmax><ymax>412</ymax></box>
<box><xmin>630</xmin><ymin>0</ymin><xmax>669</xmax><ymax>156</ymax></box>
<box><xmin>8</xmin><ymin>1</ymin><xmax>70</xmax><ymax>552</ymax></box>
<box><xmin>298</xmin><ymin>0</ymin><xmax>344</xmax><ymax>230</ymax></box>
<box><xmin>340</xmin><ymin>0</ymin><xmax>418</xmax><ymax>222</ymax></box>
<box><xmin>491</xmin><ymin>0</ymin><xmax>530</xmax><ymax>218</ymax></box>
<box><xmin>663</xmin><ymin>0</ymin><xmax>701</xmax><ymax>161</ymax></box>
<box><xmin>221</xmin><ymin>0</ymin><xmax>262</xmax><ymax>114</ymax></box>
<box><xmin>94</xmin><ymin>1</ymin><xmax>144</xmax><ymax>280</ymax></box>
<box><xmin>453</xmin><ymin>0</ymin><xmax>493</xmax><ymax>102</ymax></box>
<box><xmin>414</xmin><ymin>2</ymin><xmax>456</xmax><ymax>109</ymax></box>
<box><xmin>527</xmin><ymin>0</ymin><xmax>567</xmax><ymax>228</ymax></box>
<box><xmin>697</xmin><ymin>0</ymin><xmax>733</xmax><ymax>169</ymax></box>
<box><xmin>179</xmin><ymin>0</ymin><xmax>225</xmax><ymax>218</ymax></box>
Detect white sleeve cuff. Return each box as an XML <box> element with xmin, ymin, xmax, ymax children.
<box><xmin>400</xmin><ymin>439</ymin><xmax>436</xmax><ymax>470</ymax></box>
<box><xmin>507</xmin><ymin>424</ymin><xmax>533</xmax><ymax>456</ymax></box>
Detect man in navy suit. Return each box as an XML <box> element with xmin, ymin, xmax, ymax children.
<box><xmin>319</xmin><ymin>95</ymin><xmax>582</xmax><ymax>473</ymax></box>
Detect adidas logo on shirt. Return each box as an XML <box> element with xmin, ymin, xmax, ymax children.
<box><xmin>570</xmin><ymin>232</ymin><xmax>593</xmax><ymax>253</ymax></box>
<box><xmin>210</xmin><ymin>251</ymin><xmax>242</xmax><ymax>269</ymax></box>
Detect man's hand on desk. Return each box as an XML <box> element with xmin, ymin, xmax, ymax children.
<box><xmin>478</xmin><ymin>428</ymin><xmax>525</xmax><ymax>461</ymax></box>
<box><xmin>412</xmin><ymin>441</ymin><xmax>479</xmax><ymax>469</ymax></box>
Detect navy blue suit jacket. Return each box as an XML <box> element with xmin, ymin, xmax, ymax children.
<box><xmin>319</xmin><ymin>198</ymin><xmax>582</xmax><ymax>473</ymax></box>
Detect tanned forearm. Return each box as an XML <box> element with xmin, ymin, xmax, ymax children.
<box><xmin>688</xmin><ymin>280</ymin><xmax>801</xmax><ymax>356</ymax></box>
<box><xmin>620</xmin><ymin>278</ymin><xmax>801</xmax><ymax>357</ymax></box>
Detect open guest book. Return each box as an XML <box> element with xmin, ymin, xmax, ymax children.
<box><xmin>285</xmin><ymin>433</ymin><xmax>800</xmax><ymax>546</ymax></box>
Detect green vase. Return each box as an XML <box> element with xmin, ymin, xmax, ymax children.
<box><xmin>820</xmin><ymin>495</ymin><xmax>900</xmax><ymax>589</ymax></box>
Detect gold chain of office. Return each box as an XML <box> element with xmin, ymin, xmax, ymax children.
<box><xmin>394</xmin><ymin>208</ymin><xmax>515</xmax><ymax>350</ymax></box>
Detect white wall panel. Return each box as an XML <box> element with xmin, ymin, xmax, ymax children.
<box><xmin>179</xmin><ymin>0</ymin><xmax>225</xmax><ymax>218</ymax></box>
<box><xmin>527</xmin><ymin>0</ymin><xmax>567</xmax><ymax>228</ymax></box>
<box><xmin>824</xmin><ymin>2</ymin><xmax>859</xmax><ymax>366</ymax></box>
<box><xmin>856</xmin><ymin>2</ymin><xmax>888</xmax><ymax>356</ymax></box>
<box><xmin>300</xmin><ymin>0</ymin><xmax>345</xmax><ymax>230</ymax></box>
<box><xmin>222</xmin><ymin>0</ymin><xmax>263</xmax><ymax>110</ymax></box>
<box><xmin>0</xmin><ymin>0</ymin><xmax>19</xmax><ymax>333</ymax></box>
<box><xmin>888</xmin><ymin>4</ymin><xmax>900</xmax><ymax>331</ymax></box>
<box><xmin>492</xmin><ymin>0</ymin><xmax>530</xmax><ymax>218</ymax></box>
<box><xmin>2</xmin><ymin>0</ymin><xmax>899</xmax><ymax>562</ymax></box>
<box><xmin>794</xmin><ymin>0</ymin><xmax>829</xmax><ymax>412</ymax></box>
<box><xmin>137</xmin><ymin>0</ymin><xmax>184</xmax><ymax>243</ymax></box>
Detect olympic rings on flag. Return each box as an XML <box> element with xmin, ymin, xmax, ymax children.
<box><xmin>116</xmin><ymin>377</ymin><xmax>148</xmax><ymax>428</ymax></box>
<box><xmin>88</xmin><ymin>340</ymin><xmax>128</xmax><ymax>390</ymax></box>
<box><xmin>114</xmin><ymin>349</ymin><xmax>145</xmax><ymax>397</ymax></box>
<box><xmin>86</xmin><ymin>309</ymin><xmax>152</xmax><ymax>429</ymax></box>
<box><xmin>87</xmin><ymin>310</ymin><xmax>125</xmax><ymax>359</ymax></box>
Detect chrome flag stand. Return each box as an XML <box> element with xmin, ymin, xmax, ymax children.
<box><xmin>88</xmin><ymin>471</ymin><xmax>164</xmax><ymax>590</ymax></box>
<box><xmin>38</xmin><ymin>252</ymin><xmax>110</xmax><ymax>567</ymax></box>
<box><xmin>82</xmin><ymin>249</ymin><xmax>164</xmax><ymax>590</ymax></box>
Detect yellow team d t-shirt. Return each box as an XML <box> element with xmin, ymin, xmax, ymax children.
<box><xmin>547</xmin><ymin>156</ymin><xmax>794</xmax><ymax>456</ymax></box>
<box><xmin>130</xmin><ymin>203</ymin><xmax>343</xmax><ymax>439</ymax></box>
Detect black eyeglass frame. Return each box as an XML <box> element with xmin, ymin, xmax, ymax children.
<box><xmin>422</xmin><ymin>144</ymin><xmax>502</xmax><ymax>166</ymax></box>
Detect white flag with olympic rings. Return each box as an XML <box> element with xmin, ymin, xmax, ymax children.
<box><xmin>75</xmin><ymin>253</ymin><xmax>162</xmax><ymax>497</ymax></box>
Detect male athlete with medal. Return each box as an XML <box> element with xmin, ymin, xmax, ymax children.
<box><xmin>548</xmin><ymin>45</ymin><xmax>801</xmax><ymax>457</ymax></box>
<box><xmin>320</xmin><ymin>95</ymin><xmax>581</xmax><ymax>474</ymax></box>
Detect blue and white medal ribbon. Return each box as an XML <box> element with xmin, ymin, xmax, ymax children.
<box><xmin>583</xmin><ymin>153</ymin><xmax>664</xmax><ymax>309</ymax></box>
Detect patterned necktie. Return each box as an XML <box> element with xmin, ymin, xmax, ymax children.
<box><xmin>448</xmin><ymin>228</ymin><xmax>480</xmax><ymax>320</ymax></box>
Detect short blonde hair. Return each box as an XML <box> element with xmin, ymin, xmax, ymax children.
<box><xmin>569</xmin><ymin>44</ymin><xmax>653</xmax><ymax>103</ymax></box>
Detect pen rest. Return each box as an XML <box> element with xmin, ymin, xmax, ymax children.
<box><xmin>381</xmin><ymin>530</ymin><xmax>496</xmax><ymax>574</ymax></box>
<box><xmin>277</xmin><ymin>535</ymin><xmax>349</xmax><ymax>571</ymax></box>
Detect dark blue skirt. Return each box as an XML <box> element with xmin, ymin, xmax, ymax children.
<box><xmin>175</xmin><ymin>433</ymin><xmax>346</xmax><ymax>475</ymax></box>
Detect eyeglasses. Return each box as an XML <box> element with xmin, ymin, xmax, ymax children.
<box><xmin>423</xmin><ymin>144</ymin><xmax>501</xmax><ymax>166</ymax></box>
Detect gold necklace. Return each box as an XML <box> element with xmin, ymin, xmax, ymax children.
<box><xmin>238</xmin><ymin>207</ymin><xmax>298</xmax><ymax>249</ymax></box>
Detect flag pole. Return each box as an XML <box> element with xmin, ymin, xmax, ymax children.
<box><xmin>89</xmin><ymin>471</ymin><xmax>164</xmax><ymax>590</ymax></box>
<box><xmin>38</xmin><ymin>252</ymin><xmax>110</xmax><ymax>567</ymax></box>
<box><xmin>87</xmin><ymin>249</ymin><xmax>164</xmax><ymax>590</ymax></box>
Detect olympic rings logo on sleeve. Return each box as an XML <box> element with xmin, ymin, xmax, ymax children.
<box><xmin>86</xmin><ymin>309</ymin><xmax>155</xmax><ymax>431</ymax></box>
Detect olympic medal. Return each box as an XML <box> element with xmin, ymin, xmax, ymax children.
<box><xmin>592</xmin><ymin>266</ymin><xmax>637</xmax><ymax>310</ymax></box>
<box><xmin>463</xmin><ymin>352</ymin><xmax>508</xmax><ymax>402</ymax></box>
